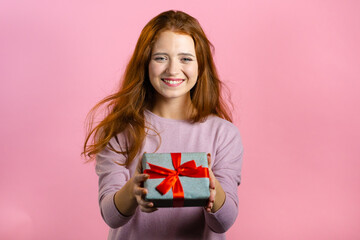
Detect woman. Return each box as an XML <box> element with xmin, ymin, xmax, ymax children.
<box><xmin>83</xmin><ymin>10</ymin><xmax>243</xmax><ymax>240</ymax></box>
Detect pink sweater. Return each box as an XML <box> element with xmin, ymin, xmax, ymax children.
<box><xmin>95</xmin><ymin>110</ymin><xmax>244</xmax><ymax>239</ymax></box>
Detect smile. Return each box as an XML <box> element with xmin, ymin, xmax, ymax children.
<box><xmin>161</xmin><ymin>78</ymin><xmax>184</xmax><ymax>87</ymax></box>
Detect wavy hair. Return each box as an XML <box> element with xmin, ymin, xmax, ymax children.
<box><xmin>83</xmin><ymin>10</ymin><xmax>233</xmax><ymax>166</ymax></box>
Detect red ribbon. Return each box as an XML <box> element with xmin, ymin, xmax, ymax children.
<box><xmin>143</xmin><ymin>153</ymin><xmax>209</xmax><ymax>207</ymax></box>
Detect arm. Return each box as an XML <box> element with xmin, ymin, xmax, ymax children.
<box><xmin>95</xmin><ymin>137</ymin><xmax>156</xmax><ymax>228</ymax></box>
<box><xmin>203</xmin><ymin>125</ymin><xmax>244</xmax><ymax>233</ymax></box>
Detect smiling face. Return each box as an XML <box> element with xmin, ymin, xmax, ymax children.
<box><xmin>148</xmin><ymin>31</ymin><xmax>198</xmax><ymax>103</ymax></box>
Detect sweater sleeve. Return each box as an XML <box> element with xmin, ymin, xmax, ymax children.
<box><xmin>95</xmin><ymin>136</ymin><xmax>134</xmax><ymax>229</ymax></box>
<box><xmin>204</xmin><ymin>123</ymin><xmax>244</xmax><ymax>233</ymax></box>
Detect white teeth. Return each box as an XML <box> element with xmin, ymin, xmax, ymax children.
<box><xmin>162</xmin><ymin>79</ymin><xmax>183</xmax><ymax>84</ymax></box>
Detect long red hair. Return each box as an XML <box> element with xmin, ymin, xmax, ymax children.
<box><xmin>83</xmin><ymin>10</ymin><xmax>232</xmax><ymax>166</ymax></box>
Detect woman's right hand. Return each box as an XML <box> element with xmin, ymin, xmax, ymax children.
<box><xmin>131</xmin><ymin>155</ymin><xmax>158</xmax><ymax>213</ymax></box>
<box><xmin>114</xmin><ymin>154</ymin><xmax>157</xmax><ymax>216</ymax></box>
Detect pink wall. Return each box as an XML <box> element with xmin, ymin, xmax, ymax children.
<box><xmin>1</xmin><ymin>0</ymin><xmax>359</xmax><ymax>239</ymax></box>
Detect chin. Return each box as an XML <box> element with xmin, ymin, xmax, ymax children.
<box><xmin>157</xmin><ymin>91</ymin><xmax>189</xmax><ymax>100</ymax></box>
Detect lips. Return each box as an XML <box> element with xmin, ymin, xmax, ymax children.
<box><xmin>161</xmin><ymin>78</ymin><xmax>184</xmax><ymax>87</ymax></box>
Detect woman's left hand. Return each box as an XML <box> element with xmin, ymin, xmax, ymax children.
<box><xmin>205</xmin><ymin>153</ymin><xmax>216</xmax><ymax>212</ymax></box>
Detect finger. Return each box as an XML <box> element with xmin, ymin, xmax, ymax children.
<box><xmin>208</xmin><ymin>189</ymin><xmax>216</xmax><ymax>205</ymax></box>
<box><xmin>205</xmin><ymin>202</ymin><xmax>213</xmax><ymax>213</ymax></box>
<box><xmin>135</xmin><ymin>194</ymin><xmax>157</xmax><ymax>212</ymax></box>
<box><xmin>139</xmin><ymin>205</ymin><xmax>158</xmax><ymax>213</ymax></box>
<box><xmin>205</xmin><ymin>187</ymin><xmax>216</xmax><ymax>212</ymax></box>
<box><xmin>209</xmin><ymin>188</ymin><xmax>216</xmax><ymax>201</ymax></box>
<box><xmin>205</xmin><ymin>201</ymin><xmax>214</xmax><ymax>212</ymax></box>
<box><xmin>136</xmin><ymin>152</ymin><xmax>147</xmax><ymax>173</ymax></box>
<box><xmin>205</xmin><ymin>200</ymin><xmax>212</xmax><ymax>209</ymax></box>
<box><xmin>137</xmin><ymin>197</ymin><xmax>153</xmax><ymax>208</ymax></box>
<box><xmin>134</xmin><ymin>186</ymin><xmax>147</xmax><ymax>197</ymax></box>
<box><xmin>135</xmin><ymin>193</ymin><xmax>154</xmax><ymax>212</ymax></box>
<box><xmin>207</xmin><ymin>153</ymin><xmax>216</xmax><ymax>189</ymax></box>
<box><xmin>208</xmin><ymin>170</ymin><xmax>216</xmax><ymax>190</ymax></box>
<box><xmin>133</xmin><ymin>174</ymin><xmax>149</xmax><ymax>185</ymax></box>
<box><xmin>205</xmin><ymin>202</ymin><xmax>214</xmax><ymax>212</ymax></box>
<box><xmin>207</xmin><ymin>153</ymin><xmax>211</xmax><ymax>167</ymax></box>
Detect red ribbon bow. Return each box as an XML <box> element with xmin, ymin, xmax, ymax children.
<box><xmin>143</xmin><ymin>153</ymin><xmax>209</xmax><ymax>207</ymax></box>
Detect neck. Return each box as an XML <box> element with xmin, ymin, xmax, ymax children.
<box><xmin>150</xmin><ymin>94</ymin><xmax>195</xmax><ymax>120</ymax></box>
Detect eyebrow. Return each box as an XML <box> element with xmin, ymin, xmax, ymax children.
<box><xmin>152</xmin><ymin>52</ymin><xmax>196</xmax><ymax>57</ymax></box>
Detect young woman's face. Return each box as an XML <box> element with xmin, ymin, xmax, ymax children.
<box><xmin>148</xmin><ymin>31</ymin><xmax>198</xmax><ymax>102</ymax></box>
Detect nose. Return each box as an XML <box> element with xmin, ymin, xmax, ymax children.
<box><xmin>166</xmin><ymin>59</ymin><xmax>180</xmax><ymax>75</ymax></box>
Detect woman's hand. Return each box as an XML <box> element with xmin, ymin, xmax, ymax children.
<box><xmin>114</xmin><ymin>154</ymin><xmax>157</xmax><ymax>216</ymax></box>
<box><xmin>132</xmin><ymin>154</ymin><xmax>158</xmax><ymax>213</ymax></box>
<box><xmin>205</xmin><ymin>153</ymin><xmax>216</xmax><ymax>212</ymax></box>
<box><xmin>205</xmin><ymin>153</ymin><xmax>226</xmax><ymax>213</ymax></box>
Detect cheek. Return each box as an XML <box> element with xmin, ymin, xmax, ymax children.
<box><xmin>148</xmin><ymin>62</ymin><xmax>155</xmax><ymax>78</ymax></box>
<box><xmin>149</xmin><ymin>62</ymin><xmax>165</xmax><ymax>77</ymax></box>
<box><xmin>184</xmin><ymin>64</ymin><xmax>198</xmax><ymax>78</ymax></box>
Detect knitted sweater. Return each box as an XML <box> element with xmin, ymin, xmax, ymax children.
<box><xmin>95</xmin><ymin>110</ymin><xmax>244</xmax><ymax>239</ymax></box>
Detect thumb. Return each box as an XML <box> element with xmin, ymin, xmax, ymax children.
<box><xmin>207</xmin><ymin>153</ymin><xmax>211</xmax><ymax>168</ymax></box>
<box><xmin>137</xmin><ymin>152</ymin><xmax>147</xmax><ymax>173</ymax></box>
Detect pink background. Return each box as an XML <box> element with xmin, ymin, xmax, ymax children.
<box><xmin>1</xmin><ymin>0</ymin><xmax>359</xmax><ymax>239</ymax></box>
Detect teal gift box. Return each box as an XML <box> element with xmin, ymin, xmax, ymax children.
<box><xmin>142</xmin><ymin>152</ymin><xmax>210</xmax><ymax>208</ymax></box>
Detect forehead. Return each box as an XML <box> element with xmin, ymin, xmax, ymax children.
<box><xmin>152</xmin><ymin>31</ymin><xmax>195</xmax><ymax>53</ymax></box>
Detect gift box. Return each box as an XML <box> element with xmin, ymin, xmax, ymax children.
<box><xmin>142</xmin><ymin>152</ymin><xmax>210</xmax><ymax>207</ymax></box>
